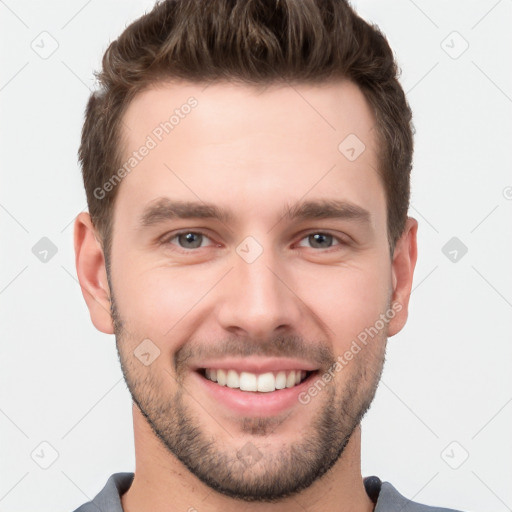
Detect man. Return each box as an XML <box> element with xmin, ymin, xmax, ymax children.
<box><xmin>72</xmin><ymin>0</ymin><xmax>464</xmax><ymax>510</ymax></box>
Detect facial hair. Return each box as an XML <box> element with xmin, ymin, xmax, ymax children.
<box><xmin>109</xmin><ymin>284</ymin><xmax>387</xmax><ymax>503</ymax></box>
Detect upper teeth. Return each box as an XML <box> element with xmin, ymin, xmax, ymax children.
<box><xmin>204</xmin><ymin>369</ymin><xmax>307</xmax><ymax>392</ymax></box>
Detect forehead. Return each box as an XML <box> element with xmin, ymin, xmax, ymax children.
<box><xmin>115</xmin><ymin>79</ymin><xmax>384</xmax><ymax>228</ymax></box>
<box><xmin>121</xmin><ymin>78</ymin><xmax>378</xmax><ymax>153</ymax></box>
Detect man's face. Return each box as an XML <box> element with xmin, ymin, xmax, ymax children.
<box><xmin>100</xmin><ymin>79</ymin><xmax>408</xmax><ymax>501</ymax></box>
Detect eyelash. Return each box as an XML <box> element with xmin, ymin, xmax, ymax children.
<box><xmin>159</xmin><ymin>230</ymin><xmax>349</xmax><ymax>253</ymax></box>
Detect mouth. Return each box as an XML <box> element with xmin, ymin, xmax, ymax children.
<box><xmin>192</xmin><ymin>363</ymin><xmax>321</xmax><ymax>417</ymax></box>
<box><xmin>198</xmin><ymin>368</ymin><xmax>315</xmax><ymax>392</ymax></box>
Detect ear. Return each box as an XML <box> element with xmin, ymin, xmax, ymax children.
<box><xmin>74</xmin><ymin>212</ymin><xmax>114</xmax><ymax>334</ymax></box>
<box><xmin>387</xmin><ymin>217</ymin><xmax>418</xmax><ymax>337</ymax></box>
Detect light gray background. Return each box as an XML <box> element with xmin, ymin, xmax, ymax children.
<box><xmin>1</xmin><ymin>1</ymin><xmax>511</xmax><ymax>511</ymax></box>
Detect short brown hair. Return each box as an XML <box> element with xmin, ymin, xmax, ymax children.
<box><xmin>79</xmin><ymin>0</ymin><xmax>414</xmax><ymax>267</ymax></box>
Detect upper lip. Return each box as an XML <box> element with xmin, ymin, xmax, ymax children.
<box><xmin>192</xmin><ymin>357</ymin><xmax>319</xmax><ymax>374</ymax></box>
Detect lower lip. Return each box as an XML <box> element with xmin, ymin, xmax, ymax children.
<box><xmin>191</xmin><ymin>370</ymin><xmax>318</xmax><ymax>417</ymax></box>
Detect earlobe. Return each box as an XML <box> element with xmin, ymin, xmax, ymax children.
<box><xmin>74</xmin><ymin>212</ymin><xmax>114</xmax><ymax>334</ymax></box>
<box><xmin>387</xmin><ymin>217</ymin><xmax>418</xmax><ymax>337</ymax></box>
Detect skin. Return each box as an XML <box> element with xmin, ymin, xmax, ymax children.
<box><xmin>74</xmin><ymin>79</ymin><xmax>417</xmax><ymax>512</ymax></box>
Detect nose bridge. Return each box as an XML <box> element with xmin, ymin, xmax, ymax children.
<box><xmin>216</xmin><ymin>239</ymin><xmax>301</xmax><ymax>336</ymax></box>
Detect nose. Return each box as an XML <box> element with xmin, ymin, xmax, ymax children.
<box><xmin>216</xmin><ymin>244</ymin><xmax>303</xmax><ymax>339</ymax></box>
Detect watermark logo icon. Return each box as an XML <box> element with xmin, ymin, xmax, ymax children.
<box><xmin>441</xmin><ymin>31</ymin><xmax>469</xmax><ymax>60</ymax></box>
<box><xmin>442</xmin><ymin>237</ymin><xmax>468</xmax><ymax>263</ymax></box>
<box><xmin>31</xmin><ymin>441</ymin><xmax>59</xmax><ymax>469</ymax></box>
<box><xmin>31</xmin><ymin>31</ymin><xmax>59</xmax><ymax>59</ymax></box>
<box><xmin>441</xmin><ymin>441</ymin><xmax>469</xmax><ymax>469</ymax></box>
<box><xmin>32</xmin><ymin>237</ymin><xmax>58</xmax><ymax>263</ymax></box>
<box><xmin>237</xmin><ymin>442</ymin><xmax>263</xmax><ymax>468</ymax></box>
<box><xmin>236</xmin><ymin>236</ymin><xmax>263</xmax><ymax>264</ymax></box>
<box><xmin>338</xmin><ymin>133</ymin><xmax>366</xmax><ymax>161</ymax></box>
<box><xmin>134</xmin><ymin>338</ymin><xmax>161</xmax><ymax>366</ymax></box>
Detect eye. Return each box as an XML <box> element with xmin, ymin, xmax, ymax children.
<box><xmin>163</xmin><ymin>231</ymin><xmax>214</xmax><ymax>250</ymax></box>
<box><xmin>297</xmin><ymin>232</ymin><xmax>345</xmax><ymax>250</ymax></box>
<box><xmin>160</xmin><ymin>230</ymin><xmax>348</xmax><ymax>252</ymax></box>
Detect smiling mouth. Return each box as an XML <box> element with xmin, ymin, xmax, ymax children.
<box><xmin>197</xmin><ymin>368</ymin><xmax>316</xmax><ymax>393</ymax></box>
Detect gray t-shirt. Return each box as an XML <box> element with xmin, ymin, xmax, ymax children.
<box><xmin>72</xmin><ymin>472</ymin><xmax>465</xmax><ymax>511</ymax></box>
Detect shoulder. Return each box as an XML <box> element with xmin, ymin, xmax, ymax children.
<box><xmin>71</xmin><ymin>472</ymin><xmax>134</xmax><ymax>512</ymax></box>
<box><xmin>376</xmin><ymin>481</ymin><xmax>466</xmax><ymax>512</ymax></box>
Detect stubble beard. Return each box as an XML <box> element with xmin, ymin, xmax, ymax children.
<box><xmin>109</xmin><ymin>287</ymin><xmax>387</xmax><ymax>502</ymax></box>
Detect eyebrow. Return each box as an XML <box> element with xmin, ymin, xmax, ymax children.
<box><xmin>138</xmin><ymin>197</ymin><xmax>371</xmax><ymax>229</ymax></box>
<box><xmin>283</xmin><ymin>198</ymin><xmax>370</xmax><ymax>223</ymax></box>
<box><xmin>139</xmin><ymin>198</ymin><xmax>234</xmax><ymax>227</ymax></box>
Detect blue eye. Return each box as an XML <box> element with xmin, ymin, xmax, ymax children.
<box><xmin>160</xmin><ymin>230</ymin><xmax>346</xmax><ymax>252</ymax></box>
<box><xmin>298</xmin><ymin>233</ymin><xmax>342</xmax><ymax>249</ymax></box>
<box><xmin>166</xmin><ymin>231</ymin><xmax>213</xmax><ymax>250</ymax></box>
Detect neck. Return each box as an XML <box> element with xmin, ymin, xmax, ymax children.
<box><xmin>121</xmin><ymin>404</ymin><xmax>374</xmax><ymax>512</ymax></box>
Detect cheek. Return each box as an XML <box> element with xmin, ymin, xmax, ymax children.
<box><xmin>114</xmin><ymin>262</ymin><xmax>218</xmax><ymax>339</ymax></box>
<box><xmin>304</xmin><ymin>261</ymin><xmax>391</xmax><ymax>347</ymax></box>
